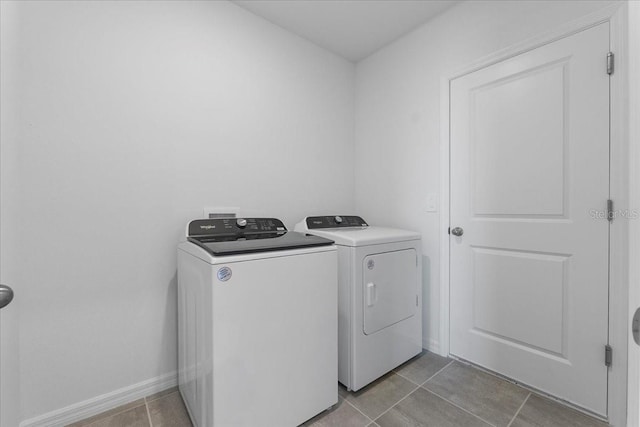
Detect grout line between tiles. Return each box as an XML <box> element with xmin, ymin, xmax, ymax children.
<box><xmin>367</xmin><ymin>360</ymin><xmax>456</xmax><ymax>424</ymax></box>
<box><xmin>145</xmin><ymin>388</ymin><xmax>179</xmax><ymax>404</ymax></box>
<box><xmin>420</xmin><ymin>360</ymin><xmax>455</xmax><ymax>386</ymax></box>
<box><xmin>421</xmin><ymin>388</ymin><xmax>498</xmax><ymax>427</ymax></box>
<box><xmin>392</xmin><ymin>370</ymin><xmax>423</xmax><ymax>387</ymax></box>
<box><xmin>391</xmin><ymin>350</ymin><xmax>429</xmax><ymax>376</ymax></box>
<box><xmin>371</xmin><ymin>383</ymin><xmax>422</xmax><ymax>423</ymax></box>
<box><xmin>145</xmin><ymin>398</ymin><xmax>154</xmax><ymax>427</ymax></box>
<box><xmin>507</xmin><ymin>392</ymin><xmax>531</xmax><ymax>427</ymax></box>
<box><xmin>342</xmin><ymin>398</ymin><xmax>375</xmax><ymax>424</ymax></box>
<box><xmin>447</xmin><ymin>359</ymin><xmax>607</xmax><ymax>424</ymax></box>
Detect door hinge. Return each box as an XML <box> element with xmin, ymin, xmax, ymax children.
<box><xmin>416</xmin><ymin>295</ymin><xmax>419</xmax><ymax>306</ymax></box>
<box><xmin>607</xmin><ymin>52</ymin><xmax>614</xmax><ymax>75</ymax></box>
<box><xmin>605</xmin><ymin>344</ymin><xmax>612</xmax><ymax>367</ymax></box>
<box><xmin>607</xmin><ymin>199</ymin><xmax>614</xmax><ymax>222</ymax></box>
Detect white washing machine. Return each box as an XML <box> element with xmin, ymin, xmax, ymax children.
<box><xmin>295</xmin><ymin>215</ymin><xmax>422</xmax><ymax>391</ymax></box>
<box><xmin>178</xmin><ymin>217</ymin><xmax>338</xmax><ymax>427</ymax></box>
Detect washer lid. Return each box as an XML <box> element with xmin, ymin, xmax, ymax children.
<box><xmin>188</xmin><ymin>232</ymin><xmax>333</xmax><ymax>256</ymax></box>
<box><xmin>186</xmin><ymin>218</ymin><xmax>334</xmax><ymax>256</ymax></box>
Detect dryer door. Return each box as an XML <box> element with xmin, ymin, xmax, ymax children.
<box><xmin>363</xmin><ymin>249</ymin><xmax>418</xmax><ymax>335</ymax></box>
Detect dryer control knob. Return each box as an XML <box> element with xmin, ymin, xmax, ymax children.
<box><xmin>334</xmin><ymin>216</ymin><xmax>343</xmax><ymax>224</ymax></box>
<box><xmin>236</xmin><ymin>218</ymin><xmax>247</xmax><ymax>228</ymax></box>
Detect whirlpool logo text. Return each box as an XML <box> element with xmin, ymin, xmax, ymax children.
<box><xmin>217</xmin><ymin>267</ymin><xmax>232</xmax><ymax>282</ymax></box>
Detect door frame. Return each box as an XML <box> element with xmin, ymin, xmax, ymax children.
<box><xmin>626</xmin><ymin>2</ymin><xmax>640</xmax><ymax>426</ymax></box>
<box><xmin>438</xmin><ymin>3</ymin><xmax>629</xmax><ymax>425</ymax></box>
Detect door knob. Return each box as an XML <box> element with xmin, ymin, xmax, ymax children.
<box><xmin>0</xmin><ymin>284</ymin><xmax>14</xmax><ymax>309</ymax></box>
<box><xmin>451</xmin><ymin>227</ymin><xmax>464</xmax><ymax>237</ymax></box>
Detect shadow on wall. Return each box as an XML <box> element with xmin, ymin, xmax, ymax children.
<box><xmin>162</xmin><ymin>272</ymin><xmax>179</xmax><ymax>379</ymax></box>
<box><xmin>422</xmin><ymin>255</ymin><xmax>432</xmax><ymax>349</ymax></box>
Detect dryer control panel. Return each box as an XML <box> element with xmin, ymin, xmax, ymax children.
<box><xmin>306</xmin><ymin>215</ymin><xmax>368</xmax><ymax>229</ymax></box>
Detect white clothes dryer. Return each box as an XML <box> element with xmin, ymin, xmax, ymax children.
<box><xmin>178</xmin><ymin>217</ymin><xmax>337</xmax><ymax>426</ymax></box>
<box><xmin>295</xmin><ymin>215</ymin><xmax>422</xmax><ymax>391</ymax></box>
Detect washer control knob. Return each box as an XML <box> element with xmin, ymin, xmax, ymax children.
<box><xmin>236</xmin><ymin>218</ymin><xmax>247</xmax><ymax>228</ymax></box>
<box><xmin>334</xmin><ymin>216</ymin><xmax>343</xmax><ymax>224</ymax></box>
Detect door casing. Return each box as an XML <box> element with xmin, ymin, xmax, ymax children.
<box><xmin>438</xmin><ymin>3</ymin><xmax>630</xmax><ymax>426</ymax></box>
<box><xmin>625</xmin><ymin>2</ymin><xmax>640</xmax><ymax>426</ymax></box>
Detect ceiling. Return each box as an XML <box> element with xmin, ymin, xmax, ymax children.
<box><xmin>232</xmin><ymin>0</ymin><xmax>460</xmax><ymax>62</ymax></box>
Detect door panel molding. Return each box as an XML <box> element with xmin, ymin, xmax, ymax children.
<box><xmin>470</xmin><ymin>246</ymin><xmax>570</xmax><ymax>358</ymax></box>
<box><xmin>439</xmin><ymin>3</ymin><xmax>629</xmax><ymax>425</ymax></box>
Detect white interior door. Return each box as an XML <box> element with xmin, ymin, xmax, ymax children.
<box><xmin>1</xmin><ymin>2</ymin><xmax>21</xmax><ymax>425</ymax></box>
<box><xmin>450</xmin><ymin>23</ymin><xmax>610</xmax><ymax>416</ymax></box>
<box><xmin>0</xmin><ymin>289</ymin><xmax>19</xmax><ymax>427</ymax></box>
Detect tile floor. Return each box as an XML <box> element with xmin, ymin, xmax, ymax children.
<box><xmin>68</xmin><ymin>351</ymin><xmax>609</xmax><ymax>427</ymax></box>
<box><xmin>66</xmin><ymin>388</ymin><xmax>191</xmax><ymax>427</ymax></box>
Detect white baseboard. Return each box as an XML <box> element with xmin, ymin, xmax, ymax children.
<box><xmin>20</xmin><ymin>371</ymin><xmax>178</xmax><ymax>427</ymax></box>
<box><xmin>423</xmin><ymin>337</ymin><xmax>441</xmax><ymax>355</ymax></box>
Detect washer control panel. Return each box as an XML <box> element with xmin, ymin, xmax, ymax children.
<box><xmin>306</xmin><ymin>215</ymin><xmax>368</xmax><ymax>229</ymax></box>
<box><xmin>189</xmin><ymin>218</ymin><xmax>286</xmax><ymax>236</ymax></box>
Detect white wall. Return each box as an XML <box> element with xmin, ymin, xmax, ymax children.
<box><xmin>354</xmin><ymin>0</ymin><xmax>615</xmax><ymax>352</ymax></box>
<box><xmin>1</xmin><ymin>0</ymin><xmax>354</xmax><ymax>422</ymax></box>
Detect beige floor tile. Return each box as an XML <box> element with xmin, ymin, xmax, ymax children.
<box><xmin>147</xmin><ymin>391</ymin><xmax>193</xmax><ymax>427</ymax></box>
<box><xmin>376</xmin><ymin>388</ymin><xmax>491</xmax><ymax>427</ymax></box>
<box><xmin>345</xmin><ymin>372</ymin><xmax>417</xmax><ymax>420</ymax></box>
<box><xmin>145</xmin><ymin>386</ymin><xmax>178</xmax><ymax>403</ymax></box>
<box><xmin>89</xmin><ymin>406</ymin><xmax>149</xmax><ymax>427</ymax></box>
<box><xmin>423</xmin><ymin>361</ymin><xmax>528</xmax><ymax>427</ymax></box>
<box><xmin>510</xmin><ymin>394</ymin><xmax>609</xmax><ymax>427</ymax></box>
<box><xmin>394</xmin><ymin>352</ymin><xmax>451</xmax><ymax>385</ymax></box>
<box><xmin>339</xmin><ymin>383</ymin><xmax>349</xmax><ymax>399</ymax></box>
<box><xmin>65</xmin><ymin>399</ymin><xmax>145</xmax><ymax>427</ymax></box>
<box><xmin>302</xmin><ymin>398</ymin><xmax>371</xmax><ymax>427</ymax></box>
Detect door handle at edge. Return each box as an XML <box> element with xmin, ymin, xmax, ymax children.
<box><xmin>0</xmin><ymin>284</ymin><xmax>14</xmax><ymax>309</ymax></box>
<box><xmin>633</xmin><ymin>307</ymin><xmax>640</xmax><ymax>346</ymax></box>
<box><xmin>451</xmin><ymin>227</ymin><xmax>464</xmax><ymax>237</ymax></box>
